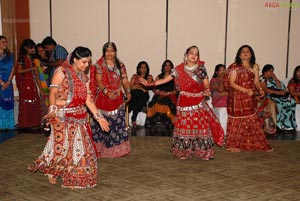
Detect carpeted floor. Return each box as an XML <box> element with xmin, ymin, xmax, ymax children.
<box><xmin>0</xmin><ymin>132</ymin><xmax>300</xmax><ymax>201</ymax></box>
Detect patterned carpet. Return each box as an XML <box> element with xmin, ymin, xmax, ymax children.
<box><xmin>0</xmin><ymin>132</ymin><xmax>300</xmax><ymax>201</ymax></box>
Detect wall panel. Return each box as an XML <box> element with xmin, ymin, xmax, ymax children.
<box><xmin>29</xmin><ymin>0</ymin><xmax>50</xmax><ymax>43</ymax></box>
<box><xmin>168</xmin><ymin>0</ymin><xmax>227</xmax><ymax>77</ymax></box>
<box><xmin>288</xmin><ymin>6</ymin><xmax>300</xmax><ymax>77</ymax></box>
<box><xmin>51</xmin><ymin>0</ymin><xmax>108</xmax><ymax>62</ymax></box>
<box><xmin>110</xmin><ymin>0</ymin><xmax>166</xmax><ymax>78</ymax></box>
<box><xmin>227</xmin><ymin>0</ymin><xmax>289</xmax><ymax>80</ymax></box>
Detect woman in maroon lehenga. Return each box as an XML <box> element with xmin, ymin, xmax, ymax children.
<box><xmin>140</xmin><ymin>46</ymin><xmax>224</xmax><ymax>160</ymax></box>
<box><xmin>222</xmin><ymin>45</ymin><xmax>272</xmax><ymax>152</ymax></box>
<box><xmin>16</xmin><ymin>39</ymin><xmax>43</xmax><ymax>129</ymax></box>
<box><xmin>28</xmin><ymin>47</ymin><xmax>110</xmax><ymax>189</ymax></box>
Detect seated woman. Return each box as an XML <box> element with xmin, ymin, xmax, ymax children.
<box><xmin>260</xmin><ymin>64</ymin><xmax>296</xmax><ymax>132</ymax></box>
<box><xmin>128</xmin><ymin>61</ymin><xmax>153</xmax><ymax>128</ymax></box>
<box><xmin>145</xmin><ymin>60</ymin><xmax>177</xmax><ymax>131</ymax></box>
<box><xmin>209</xmin><ymin>64</ymin><xmax>228</xmax><ymax>107</ymax></box>
<box><xmin>288</xmin><ymin>65</ymin><xmax>300</xmax><ymax>104</ymax></box>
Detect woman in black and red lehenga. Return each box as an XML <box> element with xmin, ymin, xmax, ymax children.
<box><xmin>222</xmin><ymin>45</ymin><xmax>273</xmax><ymax>152</ymax></box>
<box><xmin>145</xmin><ymin>59</ymin><xmax>177</xmax><ymax>131</ymax></box>
<box><xmin>90</xmin><ymin>42</ymin><xmax>131</xmax><ymax>158</ymax></box>
<box><xmin>140</xmin><ymin>45</ymin><xmax>224</xmax><ymax>160</ymax></box>
<box><xmin>28</xmin><ymin>47</ymin><xmax>110</xmax><ymax>189</ymax></box>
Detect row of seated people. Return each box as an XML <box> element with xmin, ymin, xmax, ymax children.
<box><xmin>128</xmin><ymin>60</ymin><xmax>177</xmax><ymax>132</ymax></box>
<box><xmin>128</xmin><ymin>61</ymin><xmax>300</xmax><ymax>136</ymax></box>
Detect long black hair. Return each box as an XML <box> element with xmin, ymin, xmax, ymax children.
<box><xmin>102</xmin><ymin>42</ymin><xmax>122</xmax><ymax>71</ymax></box>
<box><xmin>212</xmin><ymin>64</ymin><xmax>225</xmax><ymax>78</ymax></box>
<box><xmin>234</xmin><ymin>45</ymin><xmax>256</xmax><ymax>67</ymax></box>
<box><xmin>136</xmin><ymin>61</ymin><xmax>150</xmax><ymax>79</ymax></box>
<box><xmin>19</xmin><ymin>39</ymin><xmax>36</xmax><ymax>56</ymax></box>
<box><xmin>292</xmin><ymin>65</ymin><xmax>300</xmax><ymax>83</ymax></box>
<box><xmin>159</xmin><ymin>60</ymin><xmax>174</xmax><ymax>79</ymax></box>
<box><xmin>35</xmin><ymin>43</ymin><xmax>50</xmax><ymax>61</ymax></box>
<box><xmin>69</xmin><ymin>46</ymin><xmax>92</xmax><ymax>65</ymax></box>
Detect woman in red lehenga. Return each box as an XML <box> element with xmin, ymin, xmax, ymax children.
<box><xmin>28</xmin><ymin>47</ymin><xmax>110</xmax><ymax>189</ymax></box>
<box><xmin>16</xmin><ymin>39</ymin><xmax>43</xmax><ymax>129</ymax></box>
<box><xmin>140</xmin><ymin>45</ymin><xmax>224</xmax><ymax>160</ymax></box>
<box><xmin>90</xmin><ymin>42</ymin><xmax>131</xmax><ymax>158</ymax></box>
<box><xmin>222</xmin><ymin>45</ymin><xmax>272</xmax><ymax>152</ymax></box>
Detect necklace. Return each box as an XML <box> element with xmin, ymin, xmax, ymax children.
<box><xmin>184</xmin><ymin>64</ymin><xmax>197</xmax><ymax>72</ymax></box>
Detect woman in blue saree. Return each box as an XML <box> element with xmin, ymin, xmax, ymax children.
<box><xmin>0</xmin><ymin>35</ymin><xmax>15</xmax><ymax>130</ymax></box>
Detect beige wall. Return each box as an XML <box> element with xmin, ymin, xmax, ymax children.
<box><xmin>29</xmin><ymin>0</ymin><xmax>300</xmax><ymax>80</ymax></box>
<box><xmin>289</xmin><ymin>3</ymin><xmax>300</xmax><ymax>77</ymax></box>
<box><xmin>110</xmin><ymin>0</ymin><xmax>166</xmax><ymax>77</ymax></box>
<box><xmin>168</xmin><ymin>0</ymin><xmax>227</xmax><ymax>78</ymax></box>
<box><xmin>227</xmin><ymin>0</ymin><xmax>290</xmax><ymax>79</ymax></box>
<box><xmin>29</xmin><ymin>0</ymin><xmax>50</xmax><ymax>43</ymax></box>
<box><xmin>51</xmin><ymin>0</ymin><xmax>108</xmax><ymax>62</ymax></box>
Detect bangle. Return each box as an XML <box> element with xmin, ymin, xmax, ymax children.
<box><xmin>50</xmin><ymin>84</ymin><xmax>59</xmax><ymax>88</ymax></box>
<box><xmin>93</xmin><ymin>112</ymin><xmax>103</xmax><ymax>120</ymax></box>
<box><xmin>102</xmin><ymin>88</ymin><xmax>108</xmax><ymax>95</ymax></box>
<box><xmin>48</xmin><ymin>105</ymin><xmax>58</xmax><ymax>114</ymax></box>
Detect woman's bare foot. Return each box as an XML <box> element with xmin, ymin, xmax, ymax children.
<box><xmin>48</xmin><ymin>175</ymin><xmax>57</xmax><ymax>185</ymax></box>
